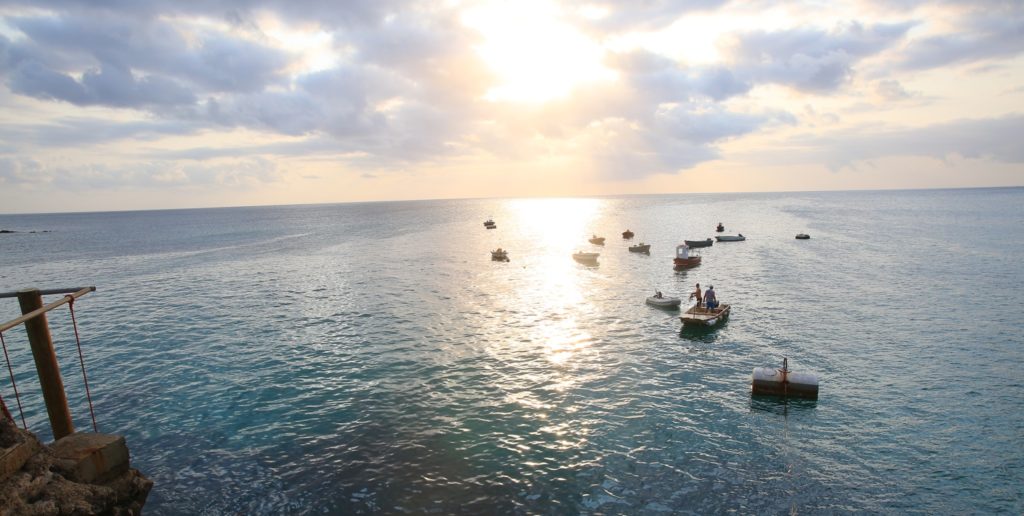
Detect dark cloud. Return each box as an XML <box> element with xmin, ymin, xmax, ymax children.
<box><xmin>898</xmin><ymin>6</ymin><xmax>1024</xmax><ymax>70</ymax></box>
<box><xmin>12</xmin><ymin>14</ymin><xmax>290</xmax><ymax>93</ymax></box>
<box><xmin>727</xmin><ymin>22</ymin><xmax>913</xmax><ymax>92</ymax></box>
<box><xmin>6</xmin><ymin>0</ymin><xmax>410</xmax><ymax>29</ymax></box>
<box><xmin>607</xmin><ymin>51</ymin><xmax>752</xmax><ymax>103</ymax></box>
<box><xmin>8</xmin><ymin>62</ymin><xmax>196</xmax><ymax>107</ymax></box>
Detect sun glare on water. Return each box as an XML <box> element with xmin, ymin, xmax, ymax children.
<box><xmin>462</xmin><ymin>1</ymin><xmax>615</xmax><ymax>103</ymax></box>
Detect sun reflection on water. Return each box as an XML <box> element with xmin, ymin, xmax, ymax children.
<box><xmin>504</xmin><ymin>198</ymin><xmax>603</xmax><ymax>366</ymax></box>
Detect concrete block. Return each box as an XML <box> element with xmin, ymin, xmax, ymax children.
<box><xmin>0</xmin><ymin>438</ymin><xmax>41</xmax><ymax>482</ymax></box>
<box><xmin>51</xmin><ymin>433</ymin><xmax>130</xmax><ymax>484</ymax></box>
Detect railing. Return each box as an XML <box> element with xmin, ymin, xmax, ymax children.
<box><xmin>0</xmin><ymin>287</ymin><xmax>96</xmax><ymax>439</ymax></box>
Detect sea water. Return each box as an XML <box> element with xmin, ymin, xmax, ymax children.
<box><xmin>0</xmin><ymin>188</ymin><xmax>1021</xmax><ymax>514</ymax></box>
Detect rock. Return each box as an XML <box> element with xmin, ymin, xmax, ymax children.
<box><xmin>51</xmin><ymin>433</ymin><xmax>130</xmax><ymax>484</ymax></box>
<box><xmin>0</xmin><ymin>418</ymin><xmax>152</xmax><ymax>514</ymax></box>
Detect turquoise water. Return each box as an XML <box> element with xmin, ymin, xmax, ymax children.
<box><xmin>0</xmin><ymin>189</ymin><xmax>1022</xmax><ymax>514</ymax></box>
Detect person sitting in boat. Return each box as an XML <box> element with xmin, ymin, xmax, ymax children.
<box><xmin>689</xmin><ymin>283</ymin><xmax>702</xmax><ymax>307</ymax></box>
<box><xmin>704</xmin><ymin>285</ymin><xmax>718</xmax><ymax>310</ymax></box>
<box><xmin>654</xmin><ymin>290</ymin><xmax>663</xmax><ymax>298</ymax></box>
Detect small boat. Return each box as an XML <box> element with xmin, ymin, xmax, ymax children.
<box><xmin>628</xmin><ymin>242</ymin><xmax>651</xmax><ymax>253</ymax></box>
<box><xmin>680</xmin><ymin>303</ymin><xmax>730</xmax><ymax>327</ymax></box>
<box><xmin>491</xmin><ymin>248</ymin><xmax>509</xmax><ymax>261</ymax></box>
<box><xmin>673</xmin><ymin>244</ymin><xmax>701</xmax><ymax>269</ymax></box>
<box><xmin>588</xmin><ymin>235</ymin><xmax>605</xmax><ymax>245</ymax></box>
<box><xmin>622</xmin><ymin>229</ymin><xmax>634</xmax><ymax>239</ymax></box>
<box><xmin>484</xmin><ymin>218</ymin><xmax>496</xmax><ymax>229</ymax></box>
<box><xmin>684</xmin><ymin>238</ymin><xmax>713</xmax><ymax>248</ymax></box>
<box><xmin>572</xmin><ymin>251</ymin><xmax>600</xmax><ymax>263</ymax></box>
<box><xmin>646</xmin><ymin>292</ymin><xmax>681</xmax><ymax>309</ymax></box>
<box><xmin>716</xmin><ymin>222</ymin><xmax>725</xmax><ymax>233</ymax></box>
<box><xmin>715</xmin><ymin>234</ymin><xmax>745</xmax><ymax>242</ymax></box>
<box><xmin>795</xmin><ymin>233</ymin><xmax>810</xmax><ymax>239</ymax></box>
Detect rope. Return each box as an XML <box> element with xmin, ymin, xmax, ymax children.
<box><xmin>0</xmin><ymin>330</ymin><xmax>27</xmax><ymax>428</ymax></box>
<box><xmin>66</xmin><ymin>296</ymin><xmax>98</xmax><ymax>432</ymax></box>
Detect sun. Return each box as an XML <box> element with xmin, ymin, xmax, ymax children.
<box><xmin>462</xmin><ymin>0</ymin><xmax>615</xmax><ymax>103</ymax></box>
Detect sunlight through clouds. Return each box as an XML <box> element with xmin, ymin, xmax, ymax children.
<box><xmin>462</xmin><ymin>0</ymin><xmax>616</xmax><ymax>103</ymax></box>
<box><xmin>0</xmin><ymin>0</ymin><xmax>1021</xmax><ymax>212</ymax></box>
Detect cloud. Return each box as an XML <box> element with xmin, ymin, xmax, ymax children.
<box><xmin>0</xmin><ymin>117</ymin><xmax>203</xmax><ymax>147</ymax></box>
<box><xmin>788</xmin><ymin>115</ymin><xmax>1024</xmax><ymax>170</ymax></box>
<box><xmin>726</xmin><ymin>21</ymin><xmax>913</xmax><ymax>92</ymax></box>
<box><xmin>874</xmin><ymin>79</ymin><xmax>912</xmax><ymax>101</ymax></box>
<box><xmin>0</xmin><ymin>156</ymin><xmax>281</xmax><ymax>191</ymax></box>
<box><xmin>570</xmin><ymin>0</ymin><xmax>730</xmax><ymax>34</ymax></box>
<box><xmin>8</xmin><ymin>62</ymin><xmax>197</xmax><ymax>107</ymax></box>
<box><xmin>0</xmin><ymin>10</ymin><xmax>292</xmax><ymax>113</ymax></box>
<box><xmin>898</xmin><ymin>6</ymin><xmax>1024</xmax><ymax>70</ymax></box>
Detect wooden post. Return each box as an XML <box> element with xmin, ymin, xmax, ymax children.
<box><xmin>17</xmin><ymin>288</ymin><xmax>74</xmax><ymax>439</ymax></box>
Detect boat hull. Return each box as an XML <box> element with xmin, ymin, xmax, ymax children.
<box><xmin>646</xmin><ymin>296</ymin><xmax>681</xmax><ymax>308</ymax></box>
<box><xmin>680</xmin><ymin>304</ymin><xmax>730</xmax><ymax>326</ymax></box>
<box><xmin>622</xmin><ymin>231</ymin><xmax>634</xmax><ymax>239</ymax></box>
<box><xmin>684</xmin><ymin>239</ymin><xmax>713</xmax><ymax>248</ymax></box>
<box><xmin>673</xmin><ymin>256</ymin><xmax>701</xmax><ymax>269</ymax></box>
<box><xmin>715</xmin><ymin>236</ymin><xmax>745</xmax><ymax>242</ymax></box>
<box><xmin>588</xmin><ymin>238</ymin><xmax>605</xmax><ymax>245</ymax></box>
<box><xmin>629</xmin><ymin>244</ymin><xmax>650</xmax><ymax>253</ymax></box>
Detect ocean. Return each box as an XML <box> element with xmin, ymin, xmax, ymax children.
<box><xmin>1</xmin><ymin>188</ymin><xmax>1022</xmax><ymax>514</ymax></box>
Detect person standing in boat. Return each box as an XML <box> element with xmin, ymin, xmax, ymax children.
<box><xmin>689</xmin><ymin>283</ymin><xmax>702</xmax><ymax>308</ymax></box>
<box><xmin>704</xmin><ymin>285</ymin><xmax>718</xmax><ymax>311</ymax></box>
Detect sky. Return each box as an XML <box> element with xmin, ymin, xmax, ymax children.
<box><xmin>0</xmin><ymin>0</ymin><xmax>1022</xmax><ymax>213</ymax></box>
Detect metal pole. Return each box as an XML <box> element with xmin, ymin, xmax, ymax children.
<box><xmin>16</xmin><ymin>288</ymin><xmax>74</xmax><ymax>439</ymax></box>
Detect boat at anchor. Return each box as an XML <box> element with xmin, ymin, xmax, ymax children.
<box><xmin>673</xmin><ymin>244</ymin><xmax>701</xmax><ymax>269</ymax></box>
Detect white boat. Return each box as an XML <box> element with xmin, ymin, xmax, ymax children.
<box><xmin>572</xmin><ymin>251</ymin><xmax>600</xmax><ymax>262</ymax></box>
<box><xmin>680</xmin><ymin>303</ymin><xmax>731</xmax><ymax>327</ymax></box>
<box><xmin>646</xmin><ymin>293</ymin><xmax>681</xmax><ymax>308</ymax></box>
<box><xmin>491</xmin><ymin>248</ymin><xmax>509</xmax><ymax>261</ymax></box>
<box><xmin>628</xmin><ymin>242</ymin><xmax>651</xmax><ymax>253</ymax></box>
<box><xmin>588</xmin><ymin>235</ymin><xmax>605</xmax><ymax>245</ymax></box>
<box><xmin>715</xmin><ymin>234</ymin><xmax>745</xmax><ymax>242</ymax></box>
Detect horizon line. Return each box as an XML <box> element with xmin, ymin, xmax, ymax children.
<box><xmin>1</xmin><ymin>184</ymin><xmax>1021</xmax><ymax>217</ymax></box>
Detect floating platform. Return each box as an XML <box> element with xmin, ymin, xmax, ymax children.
<box><xmin>751</xmin><ymin>358</ymin><xmax>819</xmax><ymax>399</ymax></box>
<box><xmin>680</xmin><ymin>303</ymin><xmax>729</xmax><ymax>327</ymax></box>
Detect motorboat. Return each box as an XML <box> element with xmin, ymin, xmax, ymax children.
<box><xmin>588</xmin><ymin>235</ymin><xmax>606</xmax><ymax>245</ymax></box>
<box><xmin>484</xmin><ymin>218</ymin><xmax>496</xmax><ymax>229</ymax></box>
<box><xmin>573</xmin><ymin>251</ymin><xmax>600</xmax><ymax>263</ymax></box>
<box><xmin>715</xmin><ymin>234</ymin><xmax>745</xmax><ymax>242</ymax></box>
<box><xmin>646</xmin><ymin>292</ymin><xmax>681</xmax><ymax>309</ymax></box>
<box><xmin>622</xmin><ymin>229</ymin><xmax>634</xmax><ymax>239</ymax></box>
<box><xmin>795</xmin><ymin>233</ymin><xmax>810</xmax><ymax>239</ymax></box>
<box><xmin>680</xmin><ymin>303</ymin><xmax>731</xmax><ymax>327</ymax></box>
<box><xmin>684</xmin><ymin>238</ymin><xmax>713</xmax><ymax>248</ymax></box>
<box><xmin>491</xmin><ymin>248</ymin><xmax>509</xmax><ymax>261</ymax></box>
<box><xmin>673</xmin><ymin>244</ymin><xmax>702</xmax><ymax>269</ymax></box>
<box><xmin>716</xmin><ymin>222</ymin><xmax>725</xmax><ymax>232</ymax></box>
<box><xmin>628</xmin><ymin>242</ymin><xmax>651</xmax><ymax>253</ymax></box>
